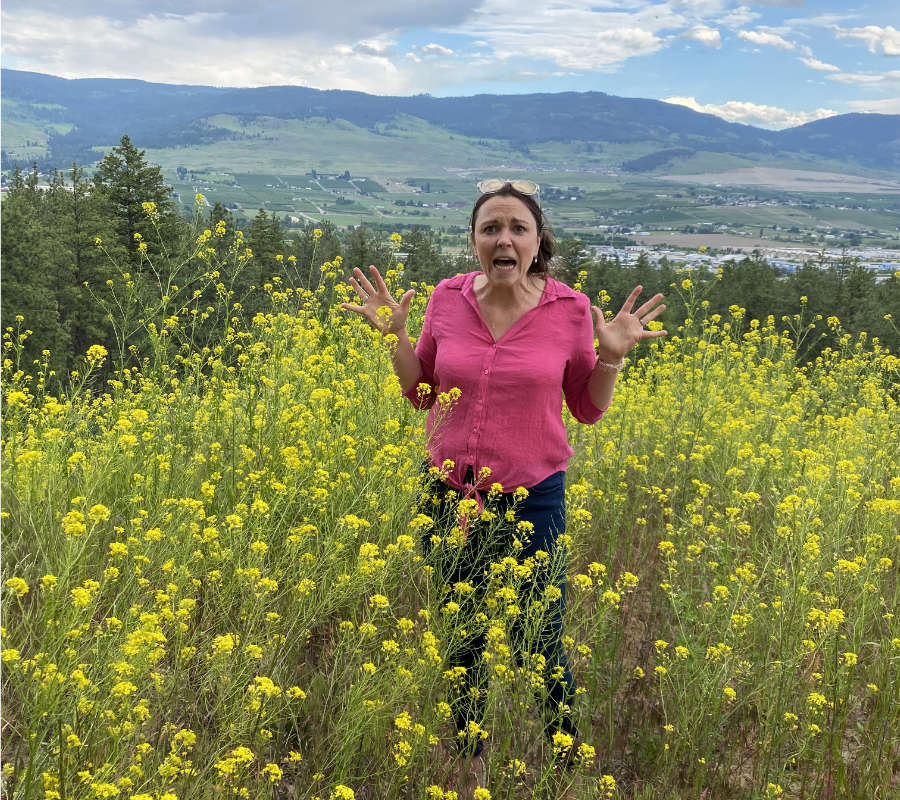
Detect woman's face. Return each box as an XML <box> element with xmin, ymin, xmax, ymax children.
<box><xmin>471</xmin><ymin>195</ymin><xmax>541</xmax><ymax>289</ymax></box>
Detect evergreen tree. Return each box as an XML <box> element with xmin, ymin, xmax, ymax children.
<box><xmin>842</xmin><ymin>263</ymin><xmax>880</xmax><ymax>337</ymax></box>
<box><xmin>344</xmin><ymin>225</ymin><xmax>390</xmax><ymax>274</ymax></box>
<box><xmin>707</xmin><ymin>253</ymin><xmax>783</xmax><ymax>324</ymax></box>
<box><xmin>288</xmin><ymin>221</ymin><xmax>343</xmax><ymax>287</ymax></box>
<box><xmin>556</xmin><ymin>237</ymin><xmax>592</xmax><ymax>287</ymax></box>
<box><xmin>1</xmin><ymin>166</ymin><xmax>69</xmax><ymax>375</ymax></box>
<box><xmin>92</xmin><ymin>134</ymin><xmax>184</xmax><ymax>268</ymax></box>
<box><xmin>401</xmin><ymin>227</ymin><xmax>443</xmax><ymax>284</ymax></box>
<box><xmin>48</xmin><ymin>165</ymin><xmax>122</xmax><ymax>372</ymax></box>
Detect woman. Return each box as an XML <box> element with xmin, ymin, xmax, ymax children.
<box><xmin>341</xmin><ymin>180</ymin><xmax>666</xmax><ymax>773</ymax></box>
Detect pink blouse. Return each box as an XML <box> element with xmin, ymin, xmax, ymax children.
<box><xmin>404</xmin><ymin>271</ymin><xmax>606</xmax><ymax>491</ymax></box>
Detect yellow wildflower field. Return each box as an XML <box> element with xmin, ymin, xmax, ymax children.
<box><xmin>2</xmin><ymin>246</ymin><xmax>898</xmax><ymax>799</ymax></box>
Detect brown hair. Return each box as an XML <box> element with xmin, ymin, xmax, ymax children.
<box><xmin>470</xmin><ymin>182</ymin><xmax>557</xmax><ymax>275</ymax></box>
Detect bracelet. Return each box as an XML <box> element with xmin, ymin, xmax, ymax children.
<box><xmin>596</xmin><ymin>356</ymin><xmax>625</xmax><ymax>372</ymax></box>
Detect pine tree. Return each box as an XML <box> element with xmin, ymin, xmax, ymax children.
<box><xmin>288</xmin><ymin>221</ymin><xmax>343</xmax><ymax>287</ymax></box>
<box><xmin>48</xmin><ymin>165</ymin><xmax>122</xmax><ymax>371</ymax></box>
<box><xmin>243</xmin><ymin>209</ymin><xmax>284</xmax><ymax>307</ymax></box>
<box><xmin>1</xmin><ymin>166</ymin><xmax>69</xmax><ymax>375</ymax></box>
<box><xmin>401</xmin><ymin>227</ymin><xmax>443</xmax><ymax>284</ymax></box>
<box><xmin>92</xmin><ymin>134</ymin><xmax>184</xmax><ymax>266</ymax></box>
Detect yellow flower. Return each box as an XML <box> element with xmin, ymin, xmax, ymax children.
<box><xmin>5</xmin><ymin>577</ymin><xmax>29</xmax><ymax>597</ymax></box>
<box><xmin>394</xmin><ymin>711</ymin><xmax>411</xmax><ymax>730</ymax></box>
<box><xmin>211</xmin><ymin>633</ymin><xmax>239</xmax><ymax>655</ymax></box>
<box><xmin>598</xmin><ymin>775</ymin><xmax>617</xmax><ymax>799</ymax></box>
<box><xmin>88</xmin><ymin>504</ymin><xmax>111</xmax><ymax>523</ymax></box>
<box><xmin>807</xmin><ymin>692</ymin><xmax>827</xmax><ymax>713</ymax></box>
<box><xmin>86</xmin><ymin>344</ymin><xmax>108</xmax><ymax>363</ymax></box>
<box><xmin>368</xmin><ymin>594</ymin><xmax>390</xmax><ymax>610</ymax></box>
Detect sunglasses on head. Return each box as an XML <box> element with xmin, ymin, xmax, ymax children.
<box><xmin>476</xmin><ymin>178</ymin><xmax>540</xmax><ymax>196</ymax></box>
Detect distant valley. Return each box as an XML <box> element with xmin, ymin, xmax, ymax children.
<box><xmin>2</xmin><ymin>69</ymin><xmax>899</xmax><ymax>255</ymax></box>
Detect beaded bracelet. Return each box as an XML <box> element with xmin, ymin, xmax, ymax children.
<box><xmin>596</xmin><ymin>356</ymin><xmax>625</xmax><ymax>372</ymax></box>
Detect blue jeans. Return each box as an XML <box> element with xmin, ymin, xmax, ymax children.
<box><xmin>419</xmin><ymin>468</ymin><xmax>578</xmax><ymax>754</ymax></box>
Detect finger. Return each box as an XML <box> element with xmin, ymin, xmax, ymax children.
<box><xmin>640</xmin><ymin>304</ymin><xmax>666</xmax><ymax>324</ymax></box>
<box><xmin>370</xmin><ymin>266</ymin><xmax>390</xmax><ymax>297</ymax></box>
<box><xmin>399</xmin><ymin>289</ymin><xmax>415</xmax><ymax>311</ymax></box>
<box><xmin>358</xmin><ymin>266</ymin><xmax>378</xmax><ymax>297</ymax></box>
<box><xmin>641</xmin><ymin>328</ymin><xmax>668</xmax><ymax>339</ymax></box>
<box><xmin>634</xmin><ymin>293</ymin><xmax>665</xmax><ymax>319</ymax></box>
<box><xmin>619</xmin><ymin>285</ymin><xmax>643</xmax><ymax>314</ymax></box>
<box><xmin>347</xmin><ymin>277</ymin><xmax>368</xmax><ymax>301</ymax></box>
<box><xmin>591</xmin><ymin>305</ymin><xmax>604</xmax><ymax>328</ymax></box>
<box><xmin>340</xmin><ymin>302</ymin><xmax>367</xmax><ymax>314</ymax></box>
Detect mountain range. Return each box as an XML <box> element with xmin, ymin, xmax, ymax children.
<box><xmin>2</xmin><ymin>68</ymin><xmax>898</xmax><ymax>175</ymax></box>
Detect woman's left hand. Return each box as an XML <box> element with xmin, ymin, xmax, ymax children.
<box><xmin>591</xmin><ymin>285</ymin><xmax>667</xmax><ymax>361</ymax></box>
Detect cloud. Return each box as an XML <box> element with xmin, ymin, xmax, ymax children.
<box><xmin>785</xmin><ymin>13</ymin><xmax>858</xmax><ymax>29</ymax></box>
<box><xmin>738</xmin><ymin>29</ymin><xmax>795</xmax><ymax>50</ymax></box>
<box><xmin>456</xmin><ymin>1</ymin><xmax>683</xmax><ymax>72</ymax></box>
<box><xmin>353</xmin><ymin>40</ymin><xmax>395</xmax><ymax>57</ymax></box>
<box><xmin>718</xmin><ymin>6</ymin><xmax>759</xmax><ymax>29</ymax></box>
<box><xmin>680</xmin><ymin>26</ymin><xmax>721</xmax><ymax>48</ymax></box>
<box><xmin>0</xmin><ymin>0</ymin><xmax>481</xmax><ymax>40</ymax></box>
<box><xmin>663</xmin><ymin>95</ymin><xmax>837</xmax><ymax>128</ymax></box>
<box><xmin>418</xmin><ymin>43</ymin><xmax>454</xmax><ymax>56</ymax></box>
<box><xmin>0</xmin><ymin>9</ymin><xmax>417</xmax><ymax>92</ymax></box>
<box><xmin>845</xmin><ymin>97</ymin><xmax>900</xmax><ymax>113</ymax></box>
<box><xmin>832</xmin><ymin>25</ymin><xmax>900</xmax><ymax>57</ymax></box>
<box><xmin>798</xmin><ymin>56</ymin><xmax>839</xmax><ymax>72</ymax></box>
<box><xmin>828</xmin><ymin>70</ymin><xmax>900</xmax><ymax>87</ymax></box>
<box><xmin>744</xmin><ymin>0</ymin><xmax>804</xmax><ymax>6</ymax></box>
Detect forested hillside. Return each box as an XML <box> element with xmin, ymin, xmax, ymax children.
<box><xmin>3</xmin><ymin>136</ymin><xmax>898</xmax><ymax>388</ymax></box>
<box><xmin>3</xmin><ymin>69</ymin><xmax>899</xmax><ymax>173</ymax></box>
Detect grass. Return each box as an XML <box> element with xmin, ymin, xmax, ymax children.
<box><xmin>1</xmin><ymin>218</ymin><xmax>899</xmax><ymax>799</ymax></box>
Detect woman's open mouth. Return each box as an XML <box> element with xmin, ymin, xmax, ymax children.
<box><xmin>493</xmin><ymin>258</ymin><xmax>517</xmax><ymax>271</ymax></box>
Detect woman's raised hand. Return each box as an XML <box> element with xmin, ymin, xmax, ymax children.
<box><xmin>591</xmin><ymin>285</ymin><xmax>667</xmax><ymax>361</ymax></box>
<box><xmin>341</xmin><ymin>265</ymin><xmax>415</xmax><ymax>336</ymax></box>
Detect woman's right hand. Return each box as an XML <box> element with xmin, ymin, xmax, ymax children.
<box><xmin>340</xmin><ymin>265</ymin><xmax>415</xmax><ymax>336</ymax></box>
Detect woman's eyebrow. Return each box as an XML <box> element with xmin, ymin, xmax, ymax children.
<box><xmin>479</xmin><ymin>215</ymin><xmax>531</xmax><ymax>226</ymax></box>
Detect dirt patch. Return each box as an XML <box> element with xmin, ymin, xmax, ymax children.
<box><xmin>374</xmin><ymin>177</ymin><xmax>421</xmax><ymax>194</ymax></box>
<box><xmin>656</xmin><ymin>167</ymin><xmax>900</xmax><ymax>194</ymax></box>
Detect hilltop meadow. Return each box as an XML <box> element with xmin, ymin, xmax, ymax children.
<box><xmin>2</xmin><ymin>185</ymin><xmax>899</xmax><ymax>800</ymax></box>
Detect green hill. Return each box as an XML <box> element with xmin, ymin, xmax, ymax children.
<box><xmin>3</xmin><ymin>69</ymin><xmax>898</xmax><ymax>176</ymax></box>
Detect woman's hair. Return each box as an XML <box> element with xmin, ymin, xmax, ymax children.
<box><xmin>470</xmin><ymin>182</ymin><xmax>558</xmax><ymax>276</ymax></box>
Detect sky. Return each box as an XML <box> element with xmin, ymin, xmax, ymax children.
<box><xmin>2</xmin><ymin>1</ymin><xmax>898</xmax><ymax>129</ymax></box>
